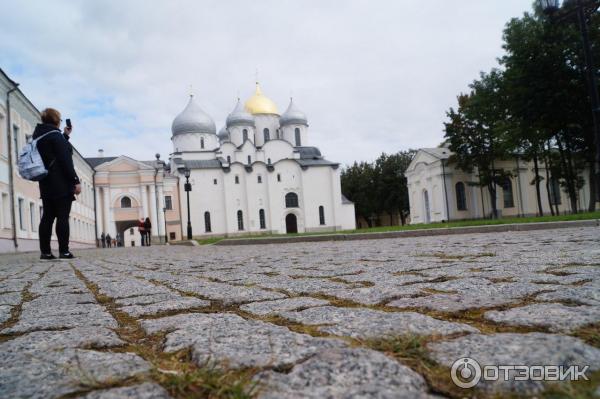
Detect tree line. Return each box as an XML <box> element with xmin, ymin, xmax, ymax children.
<box><xmin>444</xmin><ymin>3</ymin><xmax>599</xmax><ymax>218</ymax></box>
<box><xmin>341</xmin><ymin>151</ymin><xmax>415</xmax><ymax>227</ymax></box>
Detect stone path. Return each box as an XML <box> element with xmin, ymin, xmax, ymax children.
<box><xmin>0</xmin><ymin>226</ymin><xmax>598</xmax><ymax>398</ymax></box>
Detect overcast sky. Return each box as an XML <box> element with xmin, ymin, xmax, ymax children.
<box><xmin>1</xmin><ymin>0</ymin><xmax>533</xmax><ymax>166</ymax></box>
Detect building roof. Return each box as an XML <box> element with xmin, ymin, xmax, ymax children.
<box><xmin>296</xmin><ymin>146</ymin><xmax>322</xmax><ymax>159</ymax></box>
<box><xmin>84</xmin><ymin>157</ymin><xmax>118</xmax><ymax>168</ymax></box>
<box><xmin>341</xmin><ymin>194</ymin><xmax>353</xmax><ymax>204</ymax></box>
<box><xmin>421</xmin><ymin>148</ymin><xmax>452</xmax><ymax>160</ymax></box>
<box><xmin>179</xmin><ymin>159</ymin><xmax>223</xmax><ymax>170</ymax></box>
<box><xmin>296</xmin><ymin>158</ymin><xmax>338</xmax><ymax>167</ymax></box>
<box><xmin>226</xmin><ymin>99</ymin><xmax>255</xmax><ymax>128</ymax></box>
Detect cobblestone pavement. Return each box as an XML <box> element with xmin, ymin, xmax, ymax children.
<box><xmin>0</xmin><ymin>226</ymin><xmax>599</xmax><ymax>398</ymax></box>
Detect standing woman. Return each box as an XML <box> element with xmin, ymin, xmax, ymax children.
<box><xmin>144</xmin><ymin>217</ymin><xmax>152</xmax><ymax>246</ymax></box>
<box><xmin>138</xmin><ymin>218</ymin><xmax>146</xmax><ymax>246</ymax></box>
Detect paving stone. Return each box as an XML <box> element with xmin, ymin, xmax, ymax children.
<box><xmin>0</xmin><ymin>327</ymin><xmax>124</xmax><ymax>353</ymax></box>
<box><xmin>0</xmin><ymin>304</ymin><xmax>12</xmax><ymax>324</ymax></box>
<box><xmin>279</xmin><ymin>306</ymin><xmax>478</xmax><ymax>339</ymax></box>
<box><xmin>255</xmin><ymin>347</ymin><xmax>436</xmax><ymax>399</ymax></box>
<box><xmin>0</xmin><ymin>292</ymin><xmax>22</xmax><ymax>305</ymax></box>
<box><xmin>536</xmin><ymin>286</ymin><xmax>600</xmax><ymax>306</ymax></box>
<box><xmin>239</xmin><ymin>297</ymin><xmax>329</xmax><ymax>316</ymax></box>
<box><xmin>429</xmin><ymin>332</ymin><xmax>600</xmax><ymax>394</ymax></box>
<box><xmin>388</xmin><ymin>293</ymin><xmax>519</xmax><ymax>312</ymax></box>
<box><xmin>119</xmin><ymin>297</ymin><xmax>210</xmax><ymax>317</ymax></box>
<box><xmin>141</xmin><ymin>313</ymin><xmax>347</xmax><ymax>369</ymax></box>
<box><xmin>78</xmin><ymin>382</ymin><xmax>172</xmax><ymax>399</ymax></box>
<box><xmin>484</xmin><ymin>303</ymin><xmax>600</xmax><ymax>332</ymax></box>
<box><xmin>165</xmin><ymin>278</ymin><xmax>287</xmax><ymax>304</ymax></box>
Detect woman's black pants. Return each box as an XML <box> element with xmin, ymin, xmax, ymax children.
<box><xmin>39</xmin><ymin>196</ymin><xmax>72</xmax><ymax>254</ymax></box>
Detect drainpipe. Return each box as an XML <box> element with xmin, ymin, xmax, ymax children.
<box><xmin>6</xmin><ymin>83</ymin><xmax>19</xmax><ymax>250</ymax></box>
<box><xmin>153</xmin><ymin>157</ymin><xmax>161</xmax><ymax>243</ymax></box>
<box><xmin>441</xmin><ymin>159</ymin><xmax>450</xmax><ymax>223</ymax></box>
<box><xmin>92</xmin><ymin>170</ymin><xmax>98</xmax><ymax>247</ymax></box>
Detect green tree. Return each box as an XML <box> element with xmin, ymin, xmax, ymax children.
<box><xmin>341</xmin><ymin>161</ymin><xmax>378</xmax><ymax>227</ymax></box>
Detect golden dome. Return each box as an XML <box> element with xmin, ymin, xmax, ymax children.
<box><xmin>244</xmin><ymin>83</ymin><xmax>279</xmax><ymax>115</ymax></box>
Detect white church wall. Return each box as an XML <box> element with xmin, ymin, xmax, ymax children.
<box><xmin>281</xmin><ymin>124</ymin><xmax>308</xmax><ymax>147</ymax></box>
<box><xmin>262</xmin><ymin>140</ymin><xmax>294</xmax><ymax>164</ymax></box>
<box><xmin>253</xmin><ymin>114</ymin><xmax>279</xmax><ymax>147</ymax></box>
<box><xmin>229</xmin><ymin>125</ymin><xmax>255</xmax><ymax>147</ymax></box>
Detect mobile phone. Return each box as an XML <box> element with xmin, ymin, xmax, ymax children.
<box><xmin>66</xmin><ymin>119</ymin><xmax>72</xmax><ymax>128</ymax></box>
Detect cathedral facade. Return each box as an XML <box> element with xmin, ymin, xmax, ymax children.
<box><xmin>170</xmin><ymin>83</ymin><xmax>356</xmax><ymax>237</ymax></box>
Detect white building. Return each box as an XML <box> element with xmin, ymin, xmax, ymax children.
<box><xmin>407</xmin><ymin>148</ymin><xmax>597</xmax><ymax>224</ymax></box>
<box><xmin>170</xmin><ymin>83</ymin><xmax>356</xmax><ymax>236</ymax></box>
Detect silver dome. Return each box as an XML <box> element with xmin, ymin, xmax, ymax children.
<box><xmin>217</xmin><ymin>126</ymin><xmax>230</xmax><ymax>142</ymax></box>
<box><xmin>280</xmin><ymin>98</ymin><xmax>308</xmax><ymax>126</ymax></box>
<box><xmin>171</xmin><ymin>95</ymin><xmax>216</xmax><ymax>136</ymax></box>
<box><xmin>226</xmin><ymin>99</ymin><xmax>255</xmax><ymax>128</ymax></box>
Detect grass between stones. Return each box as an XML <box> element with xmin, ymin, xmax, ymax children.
<box><xmin>572</xmin><ymin>322</ymin><xmax>600</xmax><ymax>349</ymax></box>
<box><xmin>70</xmin><ymin>265</ymin><xmax>258</xmax><ymax>399</ymax></box>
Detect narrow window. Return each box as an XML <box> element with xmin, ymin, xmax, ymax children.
<box><xmin>455</xmin><ymin>182</ymin><xmax>467</xmax><ymax>211</ymax></box>
<box><xmin>204</xmin><ymin>211</ymin><xmax>212</xmax><ymax>233</ymax></box>
<box><xmin>319</xmin><ymin>205</ymin><xmax>325</xmax><ymax>225</ymax></box>
<box><xmin>248</xmin><ymin>155</ymin><xmax>252</xmax><ymax>164</ymax></box>
<box><xmin>213</xmin><ymin>178</ymin><xmax>218</xmax><ymax>185</ymax></box>
<box><xmin>200</xmin><ymin>137</ymin><xmax>205</xmax><ymax>149</ymax></box>
<box><xmin>263</xmin><ymin>128</ymin><xmax>270</xmax><ymax>142</ymax></box>
<box><xmin>259</xmin><ymin>209</ymin><xmax>266</xmax><ymax>229</ymax></box>
<box><xmin>285</xmin><ymin>192</ymin><xmax>299</xmax><ymax>208</ymax></box>
<box><xmin>227</xmin><ymin>155</ymin><xmax>231</xmax><ymax>163</ymax></box>
<box><xmin>242</xmin><ymin>129</ymin><xmax>248</xmax><ymax>142</ymax></box>
<box><xmin>235</xmin><ymin>175</ymin><xmax>239</xmax><ymax>184</ymax></box>
<box><xmin>294</xmin><ymin>128</ymin><xmax>301</xmax><ymax>146</ymax></box>
<box><xmin>237</xmin><ymin>210</ymin><xmax>244</xmax><ymax>230</ymax></box>
<box><xmin>121</xmin><ymin>196</ymin><xmax>132</xmax><ymax>208</ymax></box>
<box><xmin>258</xmin><ymin>175</ymin><xmax>262</xmax><ymax>183</ymax></box>
<box><xmin>169</xmin><ymin>232</ymin><xmax>176</xmax><ymax>240</ymax></box>
<box><xmin>30</xmin><ymin>203</ymin><xmax>36</xmax><ymax>232</ymax></box>
<box><xmin>268</xmin><ymin>158</ymin><xmax>272</xmax><ymax>165</ymax></box>
<box><xmin>277</xmin><ymin>174</ymin><xmax>281</xmax><ymax>182</ymax></box>
<box><xmin>502</xmin><ymin>178</ymin><xmax>514</xmax><ymax>208</ymax></box>
<box><xmin>165</xmin><ymin>196</ymin><xmax>173</xmax><ymax>210</ymax></box>
<box><xmin>18</xmin><ymin>198</ymin><xmax>24</xmax><ymax>230</ymax></box>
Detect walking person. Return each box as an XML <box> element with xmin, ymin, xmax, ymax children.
<box><xmin>115</xmin><ymin>233</ymin><xmax>121</xmax><ymax>247</ymax></box>
<box><xmin>138</xmin><ymin>218</ymin><xmax>146</xmax><ymax>246</ymax></box>
<box><xmin>144</xmin><ymin>217</ymin><xmax>152</xmax><ymax>246</ymax></box>
<box><xmin>105</xmin><ymin>233</ymin><xmax>112</xmax><ymax>248</ymax></box>
<box><xmin>100</xmin><ymin>232</ymin><xmax>106</xmax><ymax>248</ymax></box>
<box><xmin>35</xmin><ymin>108</ymin><xmax>81</xmax><ymax>260</ymax></box>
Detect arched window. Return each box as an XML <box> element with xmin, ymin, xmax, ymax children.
<box><xmin>242</xmin><ymin>129</ymin><xmax>248</xmax><ymax>142</ymax></box>
<box><xmin>248</xmin><ymin>155</ymin><xmax>252</xmax><ymax>164</ymax></box>
<box><xmin>502</xmin><ymin>178</ymin><xmax>514</xmax><ymax>208</ymax></box>
<box><xmin>200</xmin><ymin>137</ymin><xmax>205</xmax><ymax>149</ymax></box>
<box><xmin>237</xmin><ymin>210</ymin><xmax>244</xmax><ymax>230</ymax></box>
<box><xmin>263</xmin><ymin>128</ymin><xmax>270</xmax><ymax>142</ymax></box>
<box><xmin>235</xmin><ymin>175</ymin><xmax>239</xmax><ymax>184</ymax></box>
<box><xmin>120</xmin><ymin>196</ymin><xmax>132</xmax><ymax>208</ymax></box>
<box><xmin>294</xmin><ymin>128</ymin><xmax>301</xmax><ymax>147</ymax></box>
<box><xmin>204</xmin><ymin>211</ymin><xmax>211</xmax><ymax>233</ymax></box>
<box><xmin>257</xmin><ymin>175</ymin><xmax>262</xmax><ymax>183</ymax></box>
<box><xmin>319</xmin><ymin>206</ymin><xmax>325</xmax><ymax>225</ymax></box>
<box><xmin>277</xmin><ymin>173</ymin><xmax>281</xmax><ymax>182</ymax></box>
<box><xmin>267</xmin><ymin>158</ymin><xmax>272</xmax><ymax>165</ymax></box>
<box><xmin>455</xmin><ymin>182</ymin><xmax>467</xmax><ymax>211</ymax></box>
<box><xmin>285</xmin><ymin>192</ymin><xmax>299</xmax><ymax>208</ymax></box>
<box><xmin>259</xmin><ymin>209</ymin><xmax>266</xmax><ymax>229</ymax></box>
<box><xmin>227</xmin><ymin>155</ymin><xmax>231</xmax><ymax>164</ymax></box>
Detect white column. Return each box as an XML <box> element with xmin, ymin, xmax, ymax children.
<box><xmin>157</xmin><ymin>184</ymin><xmax>165</xmax><ymax>237</ymax></box>
<box><xmin>102</xmin><ymin>187</ymin><xmax>111</xmax><ymax>235</ymax></box>
<box><xmin>149</xmin><ymin>184</ymin><xmax>158</xmax><ymax>236</ymax></box>
<box><xmin>95</xmin><ymin>187</ymin><xmax>102</xmax><ymax>237</ymax></box>
<box><xmin>141</xmin><ymin>185</ymin><xmax>149</xmax><ymax>219</ymax></box>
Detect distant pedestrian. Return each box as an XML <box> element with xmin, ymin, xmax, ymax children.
<box><xmin>105</xmin><ymin>233</ymin><xmax>112</xmax><ymax>248</ymax></box>
<box><xmin>115</xmin><ymin>233</ymin><xmax>121</xmax><ymax>247</ymax></box>
<box><xmin>138</xmin><ymin>218</ymin><xmax>146</xmax><ymax>246</ymax></box>
<box><xmin>100</xmin><ymin>232</ymin><xmax>106</xmax><ymax>248</ymax></box>
<box><xmin>144</xmin><ymin>217</ymin><xmax>152</xmax><ymax>246</ymax></box>
<box><xmin>112</xmin><ymin>238</ymin><xmax>117</xmax><ymax>248</ymax></box>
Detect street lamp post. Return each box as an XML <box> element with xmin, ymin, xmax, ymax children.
<box><xmin>540</xmin><ymin>0</ymin><xmax>600</xmax><ymax>199</ymax></box>
<box><xmin>184</xmin><ymin>168</ymin><xmax>193</xmax><ymax>240</ymax></box>
<box><xmin>163</xmin><ymin>207</ymin><xmax>168</xmax><ymax>243</ymax></box>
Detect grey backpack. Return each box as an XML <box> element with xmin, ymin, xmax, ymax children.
<box><xmin>18</xmin><ymin>130</ymin><xmax>61</xmax><ymax>181</ymax></box>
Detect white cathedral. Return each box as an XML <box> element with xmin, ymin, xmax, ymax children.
<box><xmin>169</xmin><ymin>83</ymin><xmax>356</xmax><ymax>237</ymax></box>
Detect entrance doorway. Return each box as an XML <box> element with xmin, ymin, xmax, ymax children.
<box><xmin>115</xmin><ymin>220</ymin><xmax>140</xmax><ymax>247</ymax></box>
<box><xmin>285</xmin><ymin>213</ymin><xmax>298</xmax><ymax>234</ymax></box>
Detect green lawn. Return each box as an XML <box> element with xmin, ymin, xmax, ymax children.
<box><xmin>192</xmin><ymin>211</ymin><xmax>600</xmax><ymax>244</ymax></box>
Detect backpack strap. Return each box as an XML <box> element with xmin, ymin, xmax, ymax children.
<box><xmin>33</xmin><ymin>130</ymin><xmax>62</xmax><ymax>143</ymax></box>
